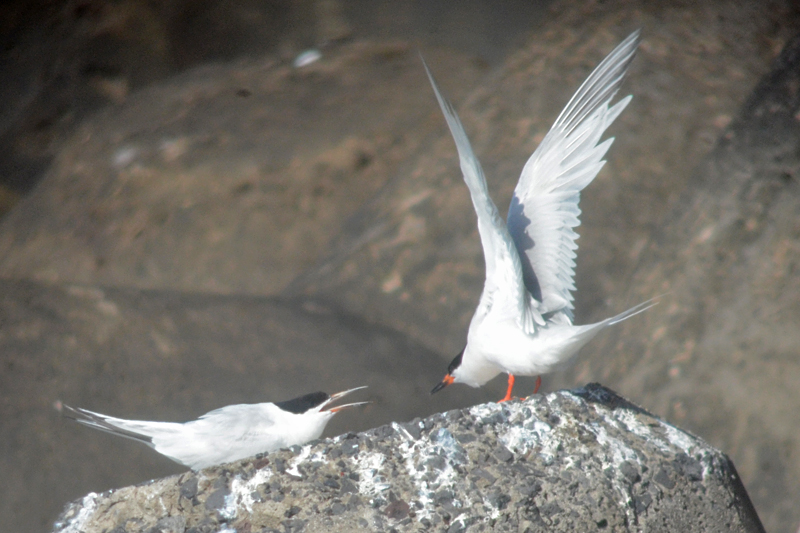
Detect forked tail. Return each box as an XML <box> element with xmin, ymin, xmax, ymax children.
<box><xmin>61</xmin><ymin>404</ymin><xmax>156</xmax><ymax>446</ymax></box>
<box><xmin>606</xmin><ymin>297</ymin><xmax>660</xmax><ymax>326</ymax></box>
<box><xmin>559</xmin><ymin>296</ymin><xmax>659</xmax><ymax>369</ymax></box>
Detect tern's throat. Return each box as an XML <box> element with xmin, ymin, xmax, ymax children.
<box><xmin>452</xmin><ymin>343</ymin><xmax>503</xmax><ymax>388</ymax></box>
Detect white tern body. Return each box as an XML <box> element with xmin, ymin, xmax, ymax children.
<box><xmin>427</xmin><ymin>31</ymin><xmax>655</xmax><ymax>400</ymax></box>
<box><xmin>63</xmin><ymin>387</ymin><xmax>367</xmax><ymax>469</ymax></box>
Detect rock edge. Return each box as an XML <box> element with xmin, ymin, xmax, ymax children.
<box><xmin>52</xmin><ymin>384</ymin><xmax>763</xmax><ymax>533</ymax></box>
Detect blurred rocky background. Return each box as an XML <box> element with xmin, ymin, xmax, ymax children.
<box><xmin>1</xmin><ymin>0</ymin><xmax>799</xmax><ymax>532</ymax></box>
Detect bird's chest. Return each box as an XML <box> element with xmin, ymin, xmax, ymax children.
<box><xmin>469</xmin><ymin>319</ymin><xmax>564</xmax><ymax>375</ymax></box>
<box><xmin>471</xmin><ymin>319</ymin><xmax>532</xmax><ymax>360</ymax></box>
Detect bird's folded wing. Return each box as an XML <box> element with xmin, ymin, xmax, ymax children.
<box><xmin>197</xmin><ymin>404</ymin><xmax>277</xmax><ymax>435</ymax></box>
<box><xmin>423</xmin><ymin>60</ymin><xmax>543</xmax><ymax>332</ymax></box>
<box><xmin>508</xmin><ymin>30</ymin><xmax>640</xmax><ymax>319</ymax></box>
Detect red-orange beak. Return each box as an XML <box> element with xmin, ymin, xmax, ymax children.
<box><xmin>322</xmin><ymin>386</ymin><xmax>370</xmax><ymax>413</ymax></box>
<box><xmin>431</xmin><ymin>374</ymin><xmax>454</xmax><ymax>395</ymax></box>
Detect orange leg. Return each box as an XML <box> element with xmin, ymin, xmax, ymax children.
<box><xmin>518</xmin><ymin>375</ymin><xmax>543</xmax><ymax>402</ymax></box>
<box><xmin>499</xmin><ymin>374</ymin><xmax>516</xmax><ymax>403</ymax></box>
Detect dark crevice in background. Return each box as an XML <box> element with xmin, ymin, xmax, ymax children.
<box><xmin>0</xmin><ymin>0</ymin><xmax>548</xmax><ymax>200</ymax></box>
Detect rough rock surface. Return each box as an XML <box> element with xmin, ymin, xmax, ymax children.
<box><xmin>0</xmin><ymin>278</ymin><xmax>507</xmax><ymax>533</ymax></box>
<box><xmin>554</xmin><ymin>30</ymin><xmax>800</xmax><ymax>530</ymax></box>
<box><xmin>1</xmin><ymin>2</ymin><xmax>799</xmax><ymax>532</ymax></box>
<box><xmin>52</xmin><ymin>384</ymin><xmax>763</xmax><ymax>533</ymax></box>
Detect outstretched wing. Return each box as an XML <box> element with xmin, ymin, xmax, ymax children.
<box><xmin>508</xmin><ymin>31</ymin><xmax>640</xmax><ymax>320</ymax></box>
<box><xmin>423</xmin><ymin>60</ymin><xmax>543</xmax><ymax>333</ymax></box>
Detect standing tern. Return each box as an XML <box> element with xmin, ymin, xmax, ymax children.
<box><xmin>61</xmin><ymin>387</ymin><xmax>368</xmax><ymax>470</ymax></box>
<box><xmin>427</xmin><ymin>31</ymin><xmax>655</xmax><ymax>402</ymax></box>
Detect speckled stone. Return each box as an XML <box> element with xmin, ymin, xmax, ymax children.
<box><xmin>52</xmin><ymin>384</ymin><xmax>764</xmax><ymax>532</ymax></box>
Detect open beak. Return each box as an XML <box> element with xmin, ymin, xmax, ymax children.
<box><xmin>322</xmin><ymin>386</ymin><xmax>370</xmax><ymax>413</ymax></box>
<box><xmin>431</xmin><ymin>374</ymin><xmax>454</xmax><ymax>395</ymax></box>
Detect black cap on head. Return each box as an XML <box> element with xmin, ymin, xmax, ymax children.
<box><xmin>275</xmin><ymin>391</ymin><xmax>330</xmax><ymax>414</ymax></box>
<box><xmin>447</xmin><ymin>347</ymin><xmax>464</xmax><ymax>374</ymax></box>
<box><xmin>431</xmin><ymin>347</ymin><xmax>465</xmax><ymax>395</ymax></box>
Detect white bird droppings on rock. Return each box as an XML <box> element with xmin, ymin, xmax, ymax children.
<box><xmin>356</xmin><ymin>450</ymin><xmax>390</xmax><ymax>497</ymax></box>
<box><xmin>285</xmin><ymin>444</ymin><xmax>312</xmax><ymax>478</ymax></box>
<box><xmin>52</xmin><ymin>492</ymin><xmax>99</xmax><ymax>533</ymax></box>
<box><xmin>395</xmin><ymin>426</ymin><xmax>467</xmax><ymax>521</ymax></box>
<box><xmin>227</xmin><ymin>468</ymin><xmax>272</xmax><ymax>515</ymax></box>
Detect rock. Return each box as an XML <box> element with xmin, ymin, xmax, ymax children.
<box><xmin>0</xmin><ymin>0</ymin><xmax>539</xmax><ymax>200</ymax></box>
<box><xmin>0</xmin><ymin>1</ymin><xmax>791</xmax><ymax>330</ymax></box>
<box><xmin>2</xmin><ymin>2</ymin><xmax>798</xmax><ymax>531</ymax></box>
<box><xmin>0</xmin><ymin>40</ymin><xmax>484</xmax><ymax>295</ymax></box>
<box><xmin>286</xmin><ymin>0</ymin><xmax>794</xmax><ymax>356</ymax></box>
<box><xmin>0</xmin><ymin>278</ymin><xmax>505</xmax><ymax>533</ymax></box>
<box><xmin>556</xmin><ymin>30</ymin><xmax>800</xmax><ymax>532</ymax></box>
<box><xmin>51</xmin><ymin>384</ymin><xmax>764</xmax><ymax>533</ymax></box>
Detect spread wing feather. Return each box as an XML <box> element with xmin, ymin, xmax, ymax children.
<box><xmin>423</xmin><ymin>60</ymin><xmax>543</xmax><ymax>333</ymax></box>
<box><xmin>508</xmin><ymin>31</ymin><xmax>640</xmax><ymax>320</ymax></box>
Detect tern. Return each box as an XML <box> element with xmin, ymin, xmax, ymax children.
<box><xmin>61</xmin><ymin>387</ymin><xmax>368</xmax><ymax>470</ymax></box>
<box><xmin>427</xmin><ymin>31</ymin><xmax>655</xmax><ymax>402</ymax></box>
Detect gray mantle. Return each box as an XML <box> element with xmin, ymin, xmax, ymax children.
<box><xmin>52</xmin><ymin>384</ymin><xmax>763</xmax><ymax>532</ymax></box>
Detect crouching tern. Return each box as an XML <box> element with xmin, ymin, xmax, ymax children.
<box><xmin>61</xmin><ymin>387</ymin><xmax>368</xmax><ymax>470</ymax></box>
<box><xmin>427</xmin><ymin>31</ymin><xmax>656</xmax><ymax>402</ymax></box>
